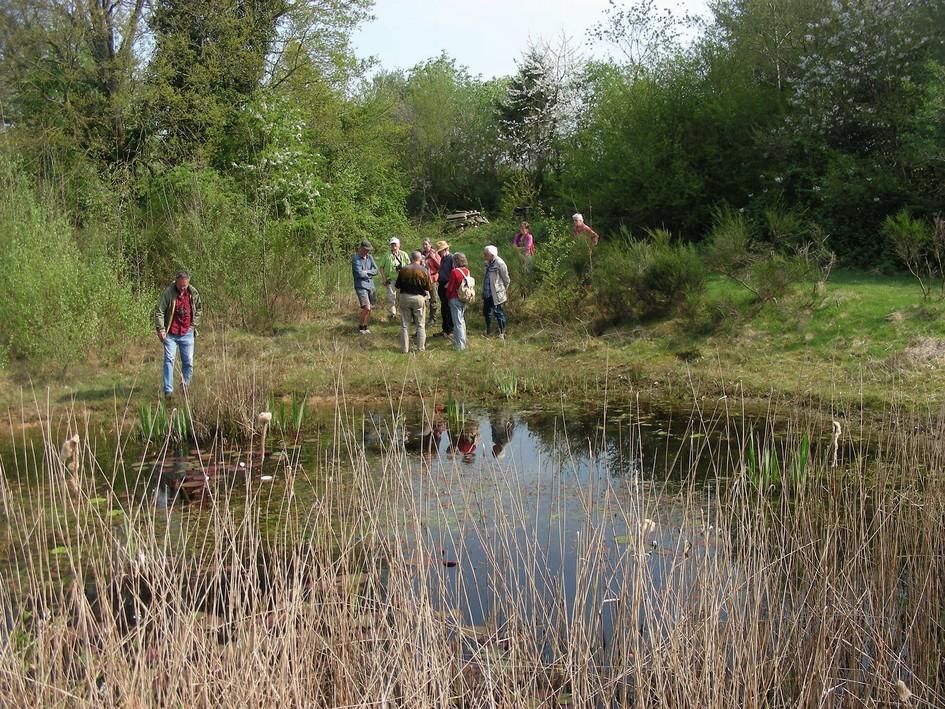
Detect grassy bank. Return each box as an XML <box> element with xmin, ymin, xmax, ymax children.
<box><xmin>2</xmin><ymin>265</ymin><xmax>945</xmax><ymax>439</ymax></box>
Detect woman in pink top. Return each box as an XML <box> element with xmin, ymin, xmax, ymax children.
<box><xmin>446</xmin><ymin>252</ymin><xmax>470</xmax><ymax>351</ymax></box>
<box><xmin>512</xmin><ymin>221</ymin><xmax>535</xmax><ymax>257</ymax></box>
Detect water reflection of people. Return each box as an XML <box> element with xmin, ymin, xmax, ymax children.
<box><xmin>413</xmin><ymin>404</ymin><xmax>447</xmax><ymax>458</ymax></box>
<box><xmin>153</xmin><ymin>448</ymin><xmax>212</xmax><ymax>507</ymax></box>
<box><xmin>448</xmin><ymin>419</ymin><xmax>479</xmax><ymax>463</ymax></box>
<box><xmin>489</xmin><ymin>410</ymin><xmax>515</xmax><ymax>459</ymax></box>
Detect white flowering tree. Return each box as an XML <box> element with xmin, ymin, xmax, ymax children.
<box><xmin>233</xmin><ymin>94</ymin><xmax>324</xmax><ymax>219</ymax></box>
<box><xmin>496</xmin><ymin>38</ymin><xmax>584</xmax><ymax>191</ymax></box>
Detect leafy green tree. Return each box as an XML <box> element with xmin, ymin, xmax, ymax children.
<box><xmin>708</xmin><ymin>0</ymin><xmax>828</xmax><ymax>93</ymax></box>
<box><xmin>766</xmin><ymin>0</ymin><xmax>945</xmax><ymax>261</ymax></box>
<box><xmin>0</xmin><ymin>0</ymin><xmax>148</xmax><ymax>165</ymax></box>
<box><xmin>562</xmin><ymin>52</ymin><xmax>777</xmax><ymax>238</ymax></box>
<box><xmin>146</xmin><ymin>0</ymin><xmax>287</xmax><ymax>163</ymax></box>
<box><xmin>145</xmin><ymin>0</ymin><xmax>372</xmax><ymax>165</ymax></box>
<box><xmin>376</xmin><ymin>54</ymin><xmax>506</xmax><ymax>214</ymax></box>
<box><xmin>593</xmin><ymin>0</ymin><xmax>693</xmax><ymax>75</ymax></box>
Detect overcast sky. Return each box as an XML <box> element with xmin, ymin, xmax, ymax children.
<box><xmin>353</xmin><ymin>0</ymin><xmax>711</xmax><ymax>79</ymax></box>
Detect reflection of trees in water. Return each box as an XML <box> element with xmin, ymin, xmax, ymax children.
<box><xmin>518</xmin><ymin>410</ymin><xmax>645</xmax><ymax>479</ymax></box>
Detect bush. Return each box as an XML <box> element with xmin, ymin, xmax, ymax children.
<box><xmin>594</xmin><ymin>228</ymin><xmax>706</xmax><ymax>323</ymax></box>
<box><xmin>706</xmin><ymin>205</ymin><xmax>826</xmax><ymax>304</ymax></box>
<box><xmin>0</xmin><ymin>160</ymin><xmax>145</xmax><ymax>366</ymax></box>
<box><xmin>882</xmin><ymin>209</ymin><xmax>940</xmax><ymax>299</ymax></box>
<box><xmin>137</xmin><ymin>166</ymin><xmax>320</xmax><ymax>330</ymax></box>
<box><xmin>705</xmin><ymin>206</ymin><xmax>754</xmax><ymax>275</ymax></box>
<box><xmin>749</xmin><ymin>253</ymin><xmax>809</xmax><ymax>303</ymax></box>
<box><xmin>524</xmin><ymin>221</ymin><xmax>585</xmax><ymax>321</ymax></box>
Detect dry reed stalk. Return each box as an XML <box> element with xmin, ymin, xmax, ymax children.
<box><xmin>0</xmin><ymin>397</ymin><xmax>941</xmax><ymax>706</ymax></box>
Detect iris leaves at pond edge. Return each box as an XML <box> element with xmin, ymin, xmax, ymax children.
<box><xmin>745</xmin><ymin>430</ymin><xmax>809</xmax><ymax>489</ymax></box>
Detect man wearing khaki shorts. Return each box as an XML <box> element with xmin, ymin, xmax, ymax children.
<box><xmin>352</xmin><ymin>240</ymin><xmax>378</xmax><ymax>334</ymax></box>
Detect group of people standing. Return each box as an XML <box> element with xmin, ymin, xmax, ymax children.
<box><xmin>351</xmin><ymin>235</ymin><xmax>511</xmax><ymax>354</ymax></box>
<box><xmin>153</xmin><ymin>215</ymin><xmax>598</xmax><ymax>397</ymax></box>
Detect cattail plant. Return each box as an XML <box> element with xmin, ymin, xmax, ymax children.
<box><xmin>257</xmin><ymin>410</ymin><xmax>272</xmax><ymax>464</ymax></box>
<box><xmin>830</xmin><ymin>419</ymin><xmax>842</xmax><ymax>467</ymax></box>
<box><xmin>896</xmin><ymin>679</ymin><xmax>912</xmax><ymax>703</ymax></box>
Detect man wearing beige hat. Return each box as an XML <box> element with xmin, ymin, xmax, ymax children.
<box><xmin>435</xmin><ymin>240</ymin><xmax>454</xmax><ymax>339</ymax></box>
<box><xmin>379</xmin><ymin>236</ymin><xmax>410</xmax><ymax>320</ymax></box>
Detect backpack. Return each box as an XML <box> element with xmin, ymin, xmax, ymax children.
<box><xmin>458</xmin><ymin>272</ymin><xmax>476</xmax><ymax>303</ymax></box>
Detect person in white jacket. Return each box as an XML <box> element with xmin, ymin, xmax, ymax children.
<box><xmin>482</xmin><ymin>245</ymin><xmax>511</xmax><ymax>339</ymax></box>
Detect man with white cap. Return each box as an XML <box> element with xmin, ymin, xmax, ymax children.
<box><xmin>572</xmin><ymin>213</ymin><xmax>600</xmax><ymax>287</ymax></box>
<box><xmin>379</xmin><ymin>236</ymin><xmax>410</xmax><ymax>320</ymax></box>
<box><xmin>572</xmin><ymin>213</ymin><xmax>599</xmax><ymax>246</ymax></box>
<box><xmin>482</xmin><ymin>245</ymin><xmax>511</xmax><ymax>339</ymax></box>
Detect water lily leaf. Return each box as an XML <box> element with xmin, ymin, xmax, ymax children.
<box><xmin>88</xmin><ymin>497</ymin><xmax>108</xmax><ymax>505</ymax></box>
<box><xmin>50</xmin><ymin>547</ymin><xmax>69</xmax><ymax>555</ymax></box>
<box><xmin>557</xmin><ymin>692</ymin><xmax>574</xmax><ymax>705</ymax></box>
<box><xmin>614</xmin><ymin>535</ymin><xmax>633</xmax><ymax>545</ymax></box>
<box><xmin>108</xmin><ymin>509</ymin><xmax>124</xmax><ymax>518</ymax></box>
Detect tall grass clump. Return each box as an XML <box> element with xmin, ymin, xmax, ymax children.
<box><xmin>0</xmin><ymin>394</ymin><xmax>944</xmax><ymax>706</ymax></box>
<box><xmin>0</xmin><ymin>158</ymin><xmax>145</xmax><ymax>366</ymax></box>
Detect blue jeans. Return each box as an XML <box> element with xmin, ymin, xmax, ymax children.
<box><xmin>449</xmin><ymin>298</ymin><xmax>467</xmax><ymax>351</ymax></box>
<box><xmin>163</xmin><ymin>330</ymin><xmax>194</xmax><ymax>394</ymax></box>
<box><xmin>482</xmin><ymin>296</ymin><xmax>506</xmax><ymax>335</ymax></box>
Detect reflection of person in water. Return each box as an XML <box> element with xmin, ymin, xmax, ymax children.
<box><xmin>415</xmin><ymin>404</ymin><xmax>448</xmax><ymax>457</ymax></box>
<box><xmin>489</xmin><ymin>410</ymin><xmax>515</xmax><ymax>459</ymax></box>
<box><xmin>448</xmin><ymin>419</ymin><xmax>480</xmax><ymax>463</ymax></box>
<box><xmin>154</xmin><ymin>449</ymin><xmax>213</xmax><ymax>507</ymax></box>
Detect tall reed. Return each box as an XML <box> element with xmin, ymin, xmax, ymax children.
<box><xmin>0</xmin><ymin>394</ymin><xmax>942</xmax><ymax>707</ymax></box>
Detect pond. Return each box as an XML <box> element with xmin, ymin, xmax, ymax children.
<box><xmin>0</xmin><ymin>399</ymin><xmax>937</xmax><ymax>707</ymax></box>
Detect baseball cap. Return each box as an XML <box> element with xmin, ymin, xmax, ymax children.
<box><xmin>389</xmin><ymin>237</ymin><xmax>400</xmax><ymax>245</ymax></box>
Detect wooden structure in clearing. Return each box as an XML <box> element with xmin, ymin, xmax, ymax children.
<box><xmin>445</xmin><ymin>210</ymin><xmax>489</xmax><ymax>230</ymax></box>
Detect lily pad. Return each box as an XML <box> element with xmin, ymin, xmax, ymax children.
<box><xmin>50</xmin><ymin>547</ymin><xmax>69</xmax><ymax>555</ymax></box>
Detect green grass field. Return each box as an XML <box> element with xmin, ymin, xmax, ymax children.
<box><xmin>3</xmin><ymin>266</ymin><xmax>945</xmax><ymax>437</ymax></box>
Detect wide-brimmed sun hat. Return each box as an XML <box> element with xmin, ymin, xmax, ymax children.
<box><xmin>435</xmin><ymin>240</ymin><xmax>449</xmax><ymax>252</ymax></box>
<box><xmin>359</xmin><ymin>239</ymin><xmax>373</xmax><ymax>251</ymax></box>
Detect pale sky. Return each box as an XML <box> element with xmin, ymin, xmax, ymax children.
<box><xmin>353</xmin><ymin>0</ymin><xmax>711</xmax><ymax>79</ymax></box>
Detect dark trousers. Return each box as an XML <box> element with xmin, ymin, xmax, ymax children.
<box><xmin>483</xmin><ymin>296</ymin><xmax>506</xmax><ymax>335</ymax></box>
<box><xmin>428</xmin><ymin>286</ymin><xmax>438</xmax><ymax>322</ymax></box>
<box><xmin>438</xmin><ymin>284</ymin><xmax>453</xmax><ymax>334</ymax></box>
